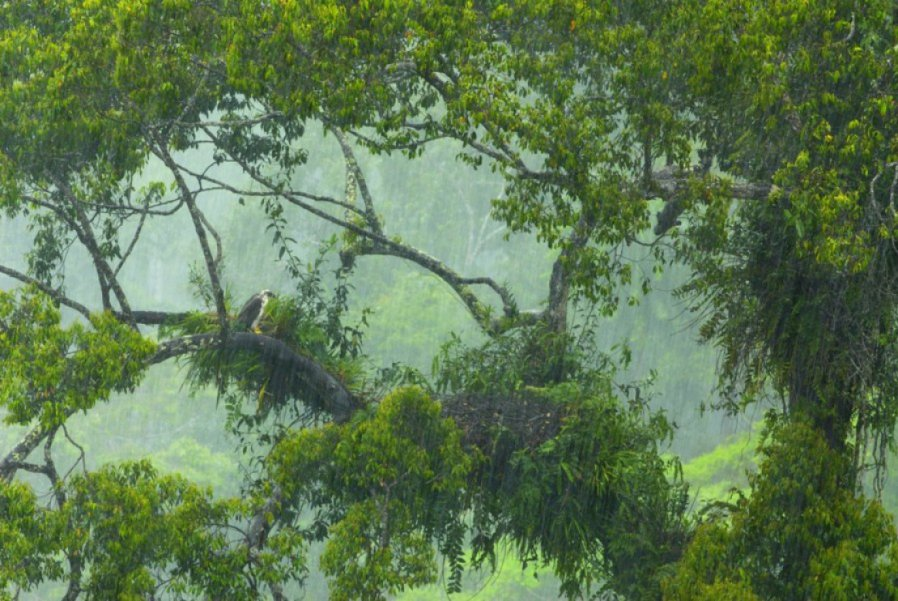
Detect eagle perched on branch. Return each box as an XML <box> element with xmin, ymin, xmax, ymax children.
<box><xmin>236</xmin><ymin>290</ymin><xmax>276</xmax><ymax>332</ymax></box>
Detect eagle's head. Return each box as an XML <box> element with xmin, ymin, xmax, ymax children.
<box><xmin>256</xmin><ymin>290</ymin><xmax>276</xmax><ymax>322</ymax></box>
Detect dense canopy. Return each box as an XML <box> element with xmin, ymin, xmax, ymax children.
<box><xmin>2</xmin><ymin>1</ymin><xmax>898</xmax><ymax>599</ymax></box>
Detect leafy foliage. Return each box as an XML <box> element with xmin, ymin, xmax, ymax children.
<box><xmin>0</xmin><ymin>288</ymin><xmax>155</xmax><ymax>427</ymax></box>
<box><xmin>465</xmin><ymin>383</ymin><xmax>689</xmax><ymax>600</ymax></box>
<box><xmin>665</xmin><ymin>417</ymin><xmax>898</xmax><ymax>600</ymax></box>
<box><xmin>675</xmin><ymin>0</ymin><xmax>898</xmax><ymax>457</ymax></box>
<box><xmin>268</xmin><ymin>387</ymin><xmax>470</xmax><ymax>600</ymax></box>
<box><xmin>0</xmin><ymin>480</ymin><xmax>63</xmax><ymax>596</ymax></box>
<box><xmin>266</xmin><ymin>381</ymin><xmax>688</xmax><ymax>600</ymax></box>
<box><xmin>0</xmin><ymin>460</ymin><xmax>304</xmax><ymax>600</ymax></box>
<box><xmin>64</xmin><ymin>462</ymin><xmax>250</xmax><ymax>600</ymax></box>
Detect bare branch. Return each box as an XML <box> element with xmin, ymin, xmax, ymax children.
<box><xmin>344</xmin><ymin>242</ymin><xmax>513</xmax><ymax>333</ymax></box>
<box><xmin>61</xmin><ymin>423</ymin><xmax>87</xmax><ymax>479</ymax></box>
<box><xmin>1</xmin><ymin>461</ymin><xmax>51</xmax><ymax>475</ymax></box>
<box><xmin>176</xmin><ymin>144</ymin><xmax>366</xmax><ymax>218</ymax></box>
<box><xmin>151</xmin><ymin>142</ymin><xmax>229</xmax><ymax>333</ymax></box>
<box><xmin>112</xmin><ymin>200</ymin><xmax>150</xmax><ymax>278</ymax></box>
<box><xmin>342</xmin><ymin>126</ymin><xmax>449</xmax><ymax>152</ymax></box>
<box><xmin>197</xmin><ymin>203</ymin><xmax>224</xmax><ymax>270</ymax></box>
<box><xmin>49</xmin><ymin>176</ymin><xmax>134</xmax><ymax>318</ymax></box>
<box><xmin>182</xmin><ymin>111</ymin><xmax>285</xmax><ymax>129</ymax></box>
<box><xmin>120</xmin><ymin>310</ymin><xmax>192</xmax><ymax>325</ymax></box>
<box><xmin>0</xmin><ymin>264</ymin><xmax>92</xmax><ymax>319</ymax></box>
<box><xmin>164</xmin><ymin>60</ymin><xmax>211</xmax><ymax>141</ymax></box>
<box><xmin>43</xmin><ymin>429</ymin><xmax>64</xmax><ymax>503</ymax></box>
<box><xmin>26</xmin><ymin>192</ymin><xmax>185</xmax><ymax>217</ymax></box>
<box><xmin>195</xmin><ymin>129</ymin><xmax>523</xmax><ymax>334</ymax></box>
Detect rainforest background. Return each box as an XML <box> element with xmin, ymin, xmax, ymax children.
<box><xmin>2</xmin><ymin>1</ymin><xmax>898</xmax><ymax>599</ymax></box>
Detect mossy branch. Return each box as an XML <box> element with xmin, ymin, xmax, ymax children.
<box><xmin>152</xmin><ymin>331</ymin><xmax>363</xmax><ymax>421</ymax></box>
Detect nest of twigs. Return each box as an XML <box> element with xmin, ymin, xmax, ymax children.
<box><xmin>440</xmin><ymin>390</ymin><xmax>565</xmax><ymax>455</ymax></box>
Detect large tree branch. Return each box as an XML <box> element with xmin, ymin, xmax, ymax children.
<box><xmin>41</xmin><ymin>428</ymin><xmax>84</xmax><ymax>601</ymax></box>
<box><xmin>182</xmin><ymin>132</ymin><xmax>523</xmax><ymax>334</ymax></box>
<box><xmin>650</xmin><ymin>167</ymin><xmax>776</xmax><ymax>235</ymax></box>
<box><xmin>152</xmin><ymin>332</ymin><xmax>362</xmax><ymax>421</ymax></box>
<box><xmin>0</xmin><ymin>422</ymin><xmax>57</xmax><ymax>481</ymax></box>
<box><xmin>523</xmin><ymin>214</ymin><xmax>591</xmax><ymax>361</ymax></box>
<box><xmin>649</xmin><ymin>166</ymin><xmax>774</xmax><ymax>201</ymax></box>
<box><xmin>123</xmin><ymin>310</ymin><xmax>192</xmax><ymax>325</ymax></box>
<box><xmin>347</xmin><ymin>241</ymin><xmax>516</xmax><ymax>333</ymax></box>
<box><xmin>330</xmin><ymin>126</ymin><xmax>383</xmax><ymax>235</ymax></box>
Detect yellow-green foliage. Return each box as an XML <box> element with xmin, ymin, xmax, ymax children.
<box><xmin>0</xmin><ymin>460</ymin><xmax>300</xmax><ymax>599</ymax></box>
<box><xmin>6</xmin><ymin>0</ymin><xmax>898</xmax><ymax>598</ymax></box>
<box><xmin>61</xmin><ymin>460</ymin><xmax>303</xmax><ymax>599</ymax></box>
<box><xmin>681</xmin><ymin>427</ymin><xmax>758</xmax><ymax>504</ymax></box>
<box><xmin>0</xmin><ymin>288</ymin><xmax>156</xmax><ymax>427</ymax></box>
<box><xmin>0</xmin><ymin>480</ymin><xmax>63</xmax><ymax>592</ymax></box>
<box><xmin>269</xmin><ymin>387</ymin><xmax>471</xmax><ymax>600</ymax></box>
<box><xmin>665</xmin><ymin>419</ymin><xmax>898</xmax><ymax>600</ymax></box>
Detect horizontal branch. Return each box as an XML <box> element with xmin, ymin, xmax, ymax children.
<box><xmin>152</xmin><ymin>332</ymin><xmax>362</xmax><ymax>421</ymax></box>
<box><xmin>124</xmin><ymin>310</ymin><xmax>192</xmax><ymax>325</ymax></box>
<box><xmin>650</xmin><ymin>166</ymin><xmax>774</xmax><ymax>201</ymax></box>
<box><xmin>650</xmin><ymin>167</ymin><xmax>775</xmax><ymax>235</ymax></box>
<box><xmin>0</xmin><ymin>266</ymin><xmax>192</xmax><ymax>328</ymax></box>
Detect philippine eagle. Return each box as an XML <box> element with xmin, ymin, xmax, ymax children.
<box><xmin>236</xmin><ymin>290</ymin><xmax>276</xmax><ymax>332</ymax></box>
